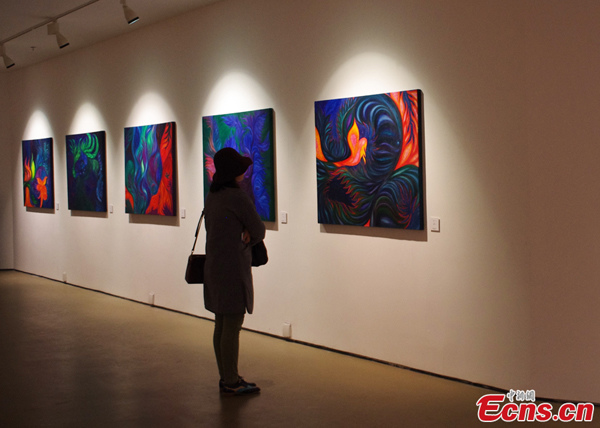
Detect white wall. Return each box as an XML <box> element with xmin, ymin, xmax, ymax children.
<box><xmin>0</xmin><ymin>71</ymin><xmax>15</xmax><ymax>269</ymax></box>
<box><xmin>4</xmin><ymin>0</ymin><xmax>600</xmax><ymax>402</ymax></box>
<box><xmin>522</xmin><ymin>1</ymin><xmax>600</xmax><ymax>403</ymax></box>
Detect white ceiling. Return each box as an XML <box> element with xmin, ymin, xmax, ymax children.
<box><xmin>0</xmin><ymin>0</ymin><xmax>222</xmax><ymax>72</ymax></box>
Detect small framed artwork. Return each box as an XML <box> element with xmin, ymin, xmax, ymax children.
<box><xmin>22</xmin><ymin>138</ymin><xmax>54</xmax><ymax>209</ymax></box>
<box><xmin>124</xmin><ymin>122</ymin><xmax>176</xmax><ymax>216</ymax></box>
<box><xmin>66</xmin><ymin>131</ymin><xmax>107</xmax><ymax>212</ymax></box>
<box><xmin>315</xmin><ymin>90</ymin><xmax>424</xmax><ymax>229</ymax></box>
<box><xmin>203</xmin><ymin>108</ymin><xmax>275</xmax><ymax>222</ymax></box>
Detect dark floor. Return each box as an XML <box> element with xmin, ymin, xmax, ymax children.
<box><xmin>0</xmin><ymin>270</ymin><xmax>574</xmax><ymax>427</ymax></box>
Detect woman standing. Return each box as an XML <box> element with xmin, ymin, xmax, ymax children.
<box><xmin>204</xmin><ymin>147</ymin><xmax>265</xmax><ymax>395</ymax></box>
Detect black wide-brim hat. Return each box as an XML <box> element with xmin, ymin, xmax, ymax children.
<box><xmin>213</xmin><ymin>147</ymin><xmax>253</xmax><ymax>184</ymax></box>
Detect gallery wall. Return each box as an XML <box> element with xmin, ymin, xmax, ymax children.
<box><xmin>0</xmin><ymin>72</ymin><xmax>14</xmax><ymax>269</ymax></box>
<box><xmin>3</xmin><ymin>0</ymin><xmax>600</xmax><ymax>403</ymax></box>
<box><xmin>521</xmin><ymin>2</ymin><xmax>600</xmax><ymax>403</ymax></box>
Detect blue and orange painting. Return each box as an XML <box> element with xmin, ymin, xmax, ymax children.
<box><xmin>125</xmin><ymin>122</ymin><xmax>176</xmax><ymax>216</ymax></box>
<box><xmin>22</xmin><ymin>138</ymin><xmax>54</xmax><ymax>209</ymax></box>
<box><xmin>315</xmin><ymin>90</ymin><xmax>424</xmax><ymax>229</ymax></box>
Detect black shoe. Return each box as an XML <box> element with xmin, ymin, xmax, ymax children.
<box><xmin>219</xmin><ymin>377</ymin><xmax>257</xmax><ymax>391</ymax></box>
<box><xmin>238</xmin><ymin>377</ymin><xmax>257</xmax><ymax>387</ymax></box>
<box><xmin>220</xmin><ymin>380</ymin><xmax>260</xmax><ymax>395</ymax></box>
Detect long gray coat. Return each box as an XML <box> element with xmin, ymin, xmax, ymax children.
<box><xmin>203</xmin><ymin>187</ymin><xmax>265</xmax><ymax>314</ymax></box>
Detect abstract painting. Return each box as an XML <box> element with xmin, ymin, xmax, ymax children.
<box><xmin>22</xmin><ymin>138</ymin><xmax>54</xmax><ymax>209</ymax></box>
<box><xmin>66</xmin><ymin>131</ymin><xmax>107</xmax><ymax>212</ymax></box>
<box><xmin>315</xmin><ymin>90</ymin><xmax>424</xmax><ymax>229</ymax></box>
<box><xmin>203</xmin><ymin>108</ymin><xmax>275</xmax><ymax>221</ymax></box>
<box><xmin>124</xmin><ymin>122</ymin><xmax>176</xmax><ymax>216</ymax></box>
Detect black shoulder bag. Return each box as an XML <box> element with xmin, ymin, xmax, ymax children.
<box><xmin>185</xmin><ymin>210</ymin><xmax>206</xmax><ymax>284</ymax></box>
<box><xmin>251</xmin><ymin>240</ymin><xmax>268</xmax><ymax>267</ymax></box>
<box><xmin>185</xmin><ymin>210</ymin><xmax>268</xmax><ymax>283</ymax></box>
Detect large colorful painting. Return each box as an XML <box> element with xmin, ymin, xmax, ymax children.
<box><xmin>315</xmin><ymin>90</ymin><xmax>424</xmax><ymax>229</ymax></box>
<box><xmin>124</xmin><ymin>122</ymin><xmax>176</xmax><ymax>216</ymax></box>
<box><xmin>22</xmin><ymin>138</ymin><xmax>54</xmax><ymax>209</ymax></box>
<box><xmin>203</xmin><ymin>108</ymin><xmax>275</xmax><ymax>221</ymax></box>
<box><xmin>66</xmin><ymin>131</ymin><xmax>107</xmax><ymax>212</ymax></box>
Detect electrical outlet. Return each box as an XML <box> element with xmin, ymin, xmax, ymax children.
<box><xmin>282</xmin><ymin>322</ymin><xmax>292</xmax><ymax>338</ymax></box>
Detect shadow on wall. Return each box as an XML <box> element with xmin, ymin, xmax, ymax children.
<box><xmin>25</xmin><ymin>207</ymin><xmax>55</xmax><ymax>215</ymax></box>
<box><xmin>70</xmin><ymin>210</ymin><xmax>108</xmax><ymax>219</ymax></box>
<box><xmin>321</xmin><ymin>224</ymin><xmax>427</xmax><ymax>242</ymax></box>
<box><xmin>128</xmin><ymin>214</ymin><xmax>179</xmax><ymax>227</ymax></box>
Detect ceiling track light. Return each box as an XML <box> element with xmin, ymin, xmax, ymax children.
<box><xmin>1</xmin><ymin>44</ymin><xmax>16</xmax><ymax>69</ymax></box>
<box><xmin>0</xmin><ymin>0</ymin><xmax>140</xmax><ymax>70</ymax></box>
<box><xmin>121</xmin><ymin>0</ymin><xmax>140</xmax><ymax>25</ymax></box>
<box><xmin>48</xmin><ymin>21</ymin><xmax>70</xmax><ymax>49</ymax></box>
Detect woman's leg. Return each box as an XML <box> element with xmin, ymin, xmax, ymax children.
<box><xmin>214</xmin><ymin>313</ymin><xmax>245</xmax><ymax>386</ymax></box>
<box><xmin>213</xmin><ymin>314</ymin><xmax>225</xmax><ymax>381</ymax></box>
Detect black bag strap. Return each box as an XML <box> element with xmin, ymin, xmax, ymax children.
<box><xmin>190</xmin><ymin>210</ymin><xmax>205</xmax><ymax>255</ymax></box>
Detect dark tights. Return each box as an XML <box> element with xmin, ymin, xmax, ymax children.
<box><xmin>213</xmin><ymin>313</ymin><xmax>245</xmax><ymax>386</ymax></box>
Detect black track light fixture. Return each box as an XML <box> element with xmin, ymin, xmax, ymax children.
<box><xmin>121</xmin><ymin>0</ymin><xmax>140</xmax><ymax>25</ymax></box>
<box><xmin>1</xmin><ymin>44</ymin><xmax>15</xmax><ymax>69</ymax></box>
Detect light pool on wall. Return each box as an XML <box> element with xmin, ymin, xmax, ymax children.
<box><xmin>315</xmin><ymin>90</ymin><xmax>424</xmax><ymax>229</ymax></box>
<box><xmin>124</xmin><ymin>122</ymin><xmax>176</xmax><ymax>216</ymax></box>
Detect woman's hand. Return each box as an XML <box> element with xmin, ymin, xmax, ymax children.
<box><xmin>242</xmin><ymin>230</ymin><xmax>251</xmax><ymax>244</ymax></box>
